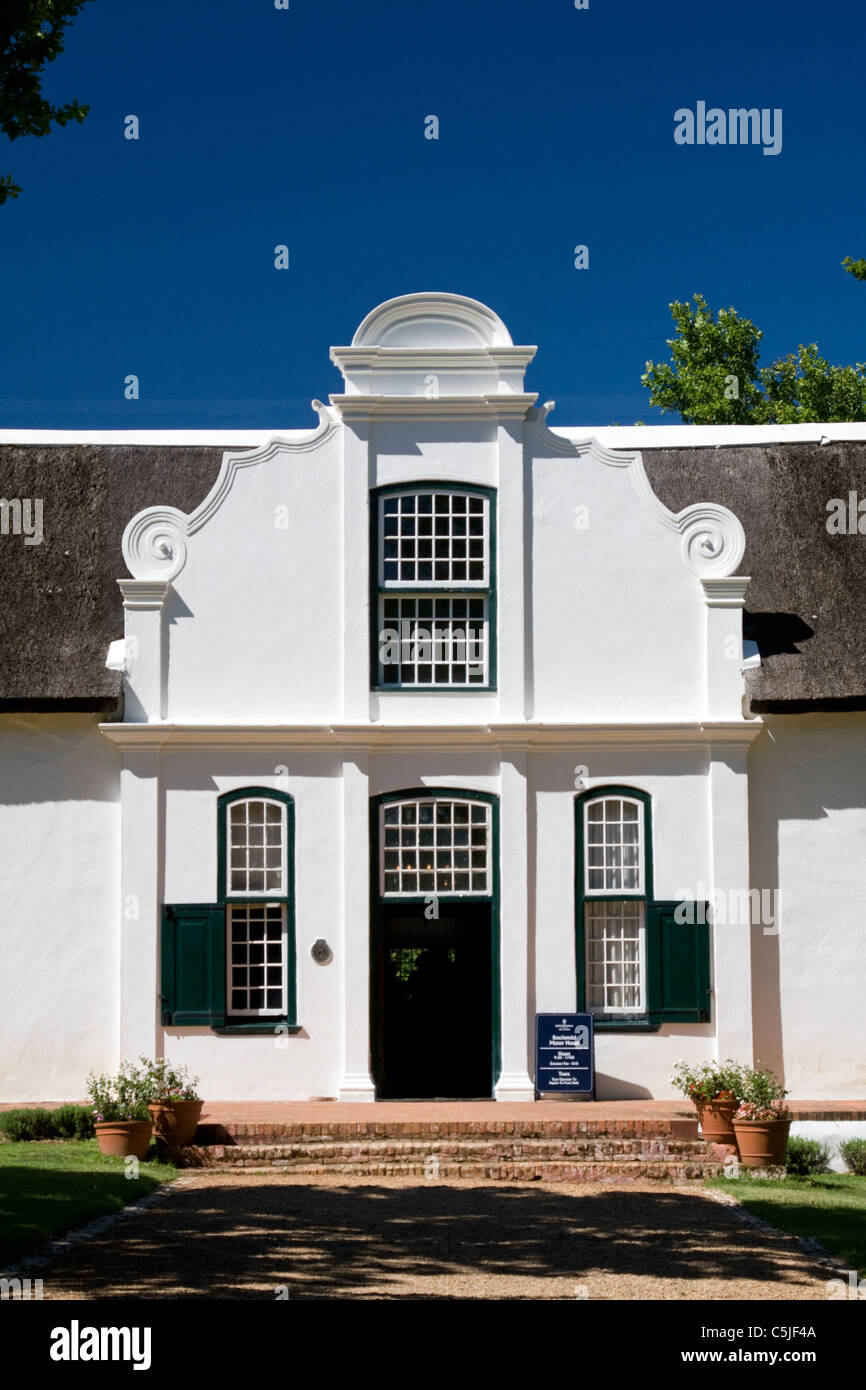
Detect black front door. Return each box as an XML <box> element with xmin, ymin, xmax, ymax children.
<box><xmin>376</xmin><ymin>901</ymin><xmax>493</xmax><ymax>1099</ymax></box>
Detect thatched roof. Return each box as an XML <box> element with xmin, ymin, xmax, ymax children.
<box><xmin>0</xmin><ymin>439</ymin><xmax>863</xmax><ymax>713</ymax></box>
<box><xmin>642</xmin><ymin>441</ymin><xmax>866</xmax><ymax>711</ymax></box>
<box><xmin>0</xmin><ymin>446</ymin><xmax>224</xmax><ymax>709</ymax></box>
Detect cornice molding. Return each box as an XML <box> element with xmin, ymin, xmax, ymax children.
<box><xmin>117</xmin><ymin>578</ymin><xmax>172</xmax><ymax>610</ymax></box>
<box><xmin>121</xmin><ymin>404</ymin><xmax>340</xmax><ymax>581</ymax></box>
<box><xmin>701</xmin><ymin>576</ymin><xmax>752</xmax><ymax>607</ymax></box>
<box><xmin>99</xmin><ymin>720</ymin><xmax>764</xmax><ymax>752</ymax></box>
<box><xmin>328</xmin><ymin>393</ymin><xmax>538</xmax><ymax>421</ymax></box>
<box><xmin>527</xmin><ymin>404</ymin><xmax>747</xmax><ymax>579</ymax></box>
<box><xmin>330</xmin><ymin>347</ymin><xmax>537</xmax><ymax>371</ymax></box>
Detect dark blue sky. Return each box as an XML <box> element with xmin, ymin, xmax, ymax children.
<box><xmin>1</xmin><ymin>0</ymin><xmax>863</xmax><ymax>427</ymax></box>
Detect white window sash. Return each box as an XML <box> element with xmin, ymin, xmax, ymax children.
<box><xmin>583</xmin><ymin>797</ymin><xmax>645</xmax><ymax>896</ymax></box>
<box><xmin>585</xmin><ymin>902</ymin><xmax>647</xmax><ymax>1016</ymax></box>
<box><xmin>226</xmin><ymin>902</ymin><xmax>288</xmax><ymax>1018</ymax></box>
<box><xmin>226</xmin><ymin>799</ymin><xmax>287</xmax><ymax>899</ymax></box>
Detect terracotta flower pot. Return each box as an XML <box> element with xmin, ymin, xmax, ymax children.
<box><xmin>731</xmin><ymin>1117</ymin><xmax>791</xmax><ymax>1167</ymax></box>
<box><xmin>148</xmin><ymin>1099</ymin><xmax>203</xmax><ymax>1146</ymax></box>
<box><xmin>696</xmin><ymin>1097</ymin><xmax>739</xmax><ymax>1143</ymax></box>
<box><xmin>94</xmin><ymin>1120</ymin><xmax>153</xmax><ymax>1159</ymax></box>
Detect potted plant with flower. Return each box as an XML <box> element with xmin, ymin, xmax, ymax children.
<box><xmin>731</xmin><ymin>1065</ymin><xmax>790</xmax><ymax>1167</ymax></box>
<box><xmin>670</xmin><ymin>1059</ymin><xmax>744</xmax><ymax>1142</ymax></box>
<box><xmin>141</xmin><ymin>1057</ymin><xmax>203</xmax><ymax>1146</ymax></box>
<box><xmin>88</xmin><ymin>1059</ymin><xmax>153</xmax><ymax>1159</ymax></box>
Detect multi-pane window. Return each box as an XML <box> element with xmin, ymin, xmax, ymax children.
<box><xmin>380</xmin><ymin>798</ymin><xmax>491</xmax><ymax>896</ymax></box>
<box><xmin>221</xmin><ymin>792</ymin><xmax>293</xmax><ymax>1021</ymax></box>
<box><xmin>585</xmin><ymin>901</ymin><xmax>645</xmax><ymax>1014</ymax></box>
<box><xmin>584</xmin><ymin>797</ymin><xmax>643</xmax><ymax>894</ymax></box>
<box><xmin>227</xmin><ymin>798</ymin><xmax>286</xmax><ymax>896</ymax></box>
<box><xmin>375</xmin><ymin>488</ymin><xmax>493</xmax><ymax>688</ymax></box>
<box><xmin>228</xmin><ymin>903</ymin><xmax>287</xmax><ymax>1016</ymax></box>
<box><xmin>581</xmin><ymin>792</ymin><xmax>648</xmax><ymax>1019</ymax></box>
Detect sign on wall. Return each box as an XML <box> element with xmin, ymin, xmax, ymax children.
<box><xmin>535</xmin><ymin>1013</ymin><xmax>595</xmax><ymax>1096</ymax></box>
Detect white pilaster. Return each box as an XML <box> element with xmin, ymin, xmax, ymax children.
<box><xmin>341</xmin><ymin>422</ymin><xmax>371</xmax><ymax>722</ymax></box>
<box><xmin>495</xmin><ymin>752</ymin><xmax>535</xmax><ymax>1100</ymax></box>
<box><xmin>117</xmin><ymin>579</ymin><xmax>171</xmax><ymax>722</ymax></box>
<box><xmin>701</xmin><ymin>577</ymin><xmax>751</xmax><ymax>720</ymax></box>
<box><xmin>496</xmin><ymin>421</ymin><xmax>528</xmax><ymax>721</ymax></box>
<box><xmin>708</xmin><ymin>743</ymin><xmax>754</xmax><ymax>1064</ymax></box>
<box><xmin>337</xmin><ymin>752</ymin><xmax>376</xmax><ymax>1101</ymax></box>
<box><xmin>120</xmin><ymin>750</ymin><xmax>162</xmax><ymax>1063</ymax></box>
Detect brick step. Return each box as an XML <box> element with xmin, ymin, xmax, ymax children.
<box><xmin>194</xmin><ymin>1117</ymin><xmax>700</xmax><ymax>1145</ymax></box>
<box><xmin>180</xmin><ymin>1137</ymin><xmax>712</xmax><ymax>1163</ymax></box>
<box><xmin>174</xmin><ymin>1148</ymin><xmax>724</xmax><ymax>1181</ymax></box>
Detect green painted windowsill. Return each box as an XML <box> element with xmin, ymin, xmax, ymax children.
<box><xmin>591</xmin><ymin>1020</ymin><xmax>662</xmax><ymax>1033</ymax></box>
<box><xmin>372</xmin><ymin>685</ymin><xmax>497</xmax><ymax>693</ymax></box>
<box><xmin>211</xmin><ymin>1021</ymin><xmax>302</xmax><ymax>1036</ymax></box>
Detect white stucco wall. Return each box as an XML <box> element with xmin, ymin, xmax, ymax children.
<box><xmin>0</xmin><ymin>716</ymin><xmax>120</xmax><ymax>1101</ymax></box>
<box><xmin>750</xmin><ymin>714</ymin><xmax>866</xmax><ymax>1099</ymax></box>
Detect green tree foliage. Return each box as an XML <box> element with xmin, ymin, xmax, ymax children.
<box><xmin>643</xmin><ymin>283</ymin><xmax>866</xmax><ymax>424</ymax></box>
<box><xmin>842</xmin><ymin>256</ymin><xmax>866</xmax><ymax>282</ymax></box>
<box><xmin>0</xmin><ymin>0</ymin><xmax>93</xmax><ymax>204</ymax></box>
<box><xmin>757</xmin><ymin>344</ymin><xmax>866</xmax><ymax>423</ymax></box>
<box><xmin>641</xmin><ymin>295</ymin><xmax>765</xmax><ymax>424</ymax></box>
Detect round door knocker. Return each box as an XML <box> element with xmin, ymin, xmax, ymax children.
<box><xmin>311</xmin><ymin>938</ymin><xmax>332</xmax><ymax>965</ymax></box>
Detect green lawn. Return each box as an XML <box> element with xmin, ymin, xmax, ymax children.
<box><xmin>0</xmin><ymin>1140</ymin><xmax>177</xmax><ymax>1266</ymax></box>
<box><xmin>711</xmin><ymin>1174</ymin><xmax>866</xmax><ymax>1278</ymax></box>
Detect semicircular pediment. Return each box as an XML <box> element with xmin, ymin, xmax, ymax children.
<box><xmin>350</xmin><ymin>292</ymin><xmax>514</xmax><ymax>350</ymax></box>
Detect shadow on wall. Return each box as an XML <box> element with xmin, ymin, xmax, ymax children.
<box><xmin>593</xmin><ymin>1075</ymin><xmax>653</xmax><ymax>1101</ymax></box>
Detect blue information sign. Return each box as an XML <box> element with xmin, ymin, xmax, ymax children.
<box><xmin>535</xmin><ymin>1013</ymin><xmax>594</xmax><ymax>1095</ymax></box>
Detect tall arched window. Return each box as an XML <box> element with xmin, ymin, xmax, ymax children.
<box><xmin>372</xmin><ymin>484</ymin><xmax>496</xmax><ymax>689</ymax></box>
<box><xmin>576</xmin><ymin>787</ymin><xmax>652</xmax><ymax>1019</ymax></box>
<box><xmin>220</xmin><ymin>789</ymin><xmax>294</xmax><ymax>1018</ymax></box>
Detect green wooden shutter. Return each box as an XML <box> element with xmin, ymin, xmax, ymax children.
<box><xmin>646</xmin><ymin>901</ymin><xmax>710</xmax><ymax>1024</ymax></box>
<box><xmin>161</xmin><ymin>904</ymin><xmax>226</xmax><ymax>1027</ymax></box>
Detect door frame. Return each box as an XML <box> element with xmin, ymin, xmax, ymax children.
<box><xmin>369</xmin><ymin>786</ymin><xmax>501</xmax><ymax>1099</ymax></box>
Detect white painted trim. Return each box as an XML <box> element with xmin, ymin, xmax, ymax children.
<box><xmin>99</xmin><ymin>721</ymin><xmax>764</xmax><ymax>751</ymax></box>
<box><xmin>552</xmin><ymin>423</ymin><xmax>866</xmax><ymax>447</ymax></box>
<box><xmin>2</xmin><ymin>423</ymin><xmax>865</xmax><ymax>447</ymax></box>
<box><xmin>0</xmin><ymin>430</ymin><xmax>305</xmax><ymax>445</ymax></box>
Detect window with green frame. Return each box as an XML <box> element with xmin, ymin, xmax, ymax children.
<box><xmin>371</xmin><ymin>483</ymin><xmax>496</xmax><ymax>689</ymax></box>
<box><xmin>575</xmin><ymin>786</ymin><xmax>711</xmax><ymax>1030</ymax></box>
<box><xmin>160</xmin><ymin>788</ymin><xmax>299</xmax><ymax>1034</ymax></box>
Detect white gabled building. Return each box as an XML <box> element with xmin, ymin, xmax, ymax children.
<box><xmin>1</xmin><ymin>292</ymin><xmax>864</xmax><ymax>1104</ymax></box>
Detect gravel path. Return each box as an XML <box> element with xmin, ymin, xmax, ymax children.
<box><xmin>37</xmin><ymin>1173</ymin><xmax>829</xmax><ymax>1300</ymax></box>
